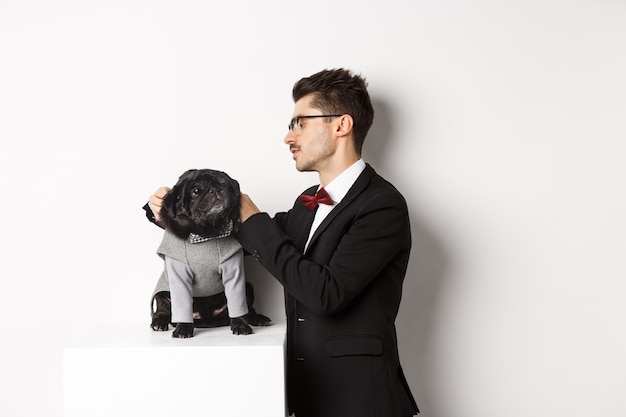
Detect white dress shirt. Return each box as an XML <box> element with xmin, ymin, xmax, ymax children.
<box><xmin>304</xmin><ymin>159</ymin><xmax>367</xmax><ymax>252</ymax></box>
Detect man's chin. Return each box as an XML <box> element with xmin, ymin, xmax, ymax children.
<box><xmin>294</xmin><ymin>160</ymin><xmax>314</xmax><ymax>172</ymax></box>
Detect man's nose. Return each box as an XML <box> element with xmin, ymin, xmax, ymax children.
<box><xmin>284</xmin><ymin>130</ymin><xmax>296</xmax><ymax>144</ymax></box>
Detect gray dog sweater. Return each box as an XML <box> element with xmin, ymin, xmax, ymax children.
<box><xmin>154</xmin><ymin>229</ymin><xmax>249</xmax><ymax>322</ymax></box>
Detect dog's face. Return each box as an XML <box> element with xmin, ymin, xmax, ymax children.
<box><xmin>159</xmin><ymin>169</ymin><xmax>240</xmax><ymax>240</ymax></box>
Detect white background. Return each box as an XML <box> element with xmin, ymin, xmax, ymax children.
<box><xmin>1</xmin><ymin>1</ymin><xmax>625</xmax><ymax>416</ymax></box>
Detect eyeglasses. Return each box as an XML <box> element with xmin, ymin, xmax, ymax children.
<box><xmin>288</xmin><ymin>115</ymin><xmax>343</xmax><ymax>136</ymax></box>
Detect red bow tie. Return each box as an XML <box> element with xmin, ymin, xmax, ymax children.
<box><xmin>299</xmin><ymin>187</ymin><xmax>334</xmax><ymax>211</ymax></box>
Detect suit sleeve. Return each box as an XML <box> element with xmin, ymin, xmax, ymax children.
<box><xmin>235</xmin><ymin>190</ymin><xmax>411</xmax><ymax>315</ymax></box>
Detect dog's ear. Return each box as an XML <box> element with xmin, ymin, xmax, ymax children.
<box><xmin>159</xmin><ymin>170</ymin><xmax>198</xmax><ymax>239</ymax></box>
<box><xmin>227</xmin><ymin>177</ymin><xmax>241</xmax><ymax>232</ymax></box>
<box><xmin>231</xmin><ymin>178</ymin><xmax>241</xmax><ymax>194</ymax></box>
<box><xmin>160</xmin><ymin>187</ymin><xmax>180</xmax><ymax>218</ymax></box>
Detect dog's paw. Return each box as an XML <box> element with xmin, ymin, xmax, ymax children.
<box><xmin>151</xmin><ymin>317</ymin><xmax>170</xmax><ymax>331</ymax></box>
<box><xmin>230</xmin><ymin>317</ymin><xmax>253</xmax><ymax>335</ymax></box>
<box><xmin>245</xmin><ymin>311</ymin><xmax>272</xmax><ymax>327</ymax></box>
<box><xmin>172</xmin><ymin>323</ymin><xmax>194</xmax><ymax>338</ymax></box>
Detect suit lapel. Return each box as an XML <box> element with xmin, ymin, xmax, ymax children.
<box><xmin>305</xmin><ymin>165</ymin><xmax>375</xmax><ymax>254</ymax></box>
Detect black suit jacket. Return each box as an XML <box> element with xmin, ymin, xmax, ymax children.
<box><xmin>235</xmin><ymin>164</ymin><xmax>418</xmax><ymax>417</ymax></box>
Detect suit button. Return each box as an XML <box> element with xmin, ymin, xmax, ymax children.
<box><xmin>252</xmin><ymin>250</ymin><xmax>260</xmax><ymax>261</ymax></box>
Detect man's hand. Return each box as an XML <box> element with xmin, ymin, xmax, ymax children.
<box><xmin>148</xmin><ymin>187</ymin><xmax>171</xmax><ymax>222</ymax></box>
<box><xmin>239</xmin><ymin>193</ymin><xmax>260</xmax><ymax>223</ymax></box>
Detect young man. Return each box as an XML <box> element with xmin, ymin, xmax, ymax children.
<box><xmin>148</xmin><ymin>69</ymin><xmax>418</xmax><ymax>417</ymax></box>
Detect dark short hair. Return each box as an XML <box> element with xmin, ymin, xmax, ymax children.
<box><xmin>292</xmin><ymin>68</ymin><xmax>374</xmax><ymax>153</ymax></box>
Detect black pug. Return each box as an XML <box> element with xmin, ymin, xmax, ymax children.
<box><xmin>149</xmin><ymin>169</ymin><xmax>270</xmax><ymax>338</ymax></box>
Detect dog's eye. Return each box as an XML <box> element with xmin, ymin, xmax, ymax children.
<box><xmin>192</xmin><ymin>187</ymin><xmax>201</xmax><ymax>196</ymax></box>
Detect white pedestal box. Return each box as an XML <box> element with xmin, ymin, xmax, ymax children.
<box><xmin>63</xmin><ymin>323</ymin><xmax>287</xmax><ymax>417</ymax></box>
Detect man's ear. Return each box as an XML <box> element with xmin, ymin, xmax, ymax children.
<box><xmin>334</xmin><ymin>114</ymin><xmax>354</xmax><ymax>137</ymax></box>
